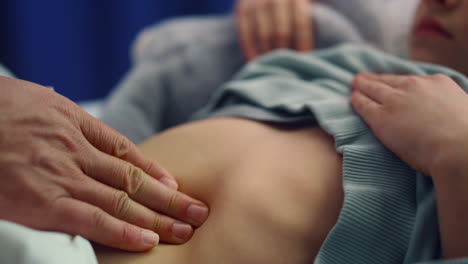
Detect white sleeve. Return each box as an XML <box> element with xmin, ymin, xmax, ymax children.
<box><xmin>0</xmin><ymin>220</ymin><xmax>98</xmax><ymax>264</ymax></box>
<box><xmin>0</xmin><ymin>63</ymin><xmax>14</xmax><ymax>78</ymax></box>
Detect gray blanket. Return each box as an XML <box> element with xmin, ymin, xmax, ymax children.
<box><xmin>100</xmin><ymin>0</ymin><xmax>418</xmax><ymax>143</ymax></box>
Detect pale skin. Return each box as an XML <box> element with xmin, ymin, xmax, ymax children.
<box><xmin>0</xmin><ymin>76</ymin><xmax>209</xmax><ymax>251</ymax></box>
<box><xmin>101</xmin><ymin>0</ymin><xmax>468</xmax><ymax>261</ymax></box>
<box><xmin>236</xmin><ymin>0</ymin><xmax>314</xmax><ymax>60</ymax></box>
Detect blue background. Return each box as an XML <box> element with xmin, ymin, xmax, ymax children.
<box><xmin>0</xmin><ymin>0</ymin><xmax>235</xmax><ymax>102</ymax></box>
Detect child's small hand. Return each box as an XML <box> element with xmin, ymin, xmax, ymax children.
<box><xmin>235</xmin><ymin>0</ymin><xmax>314</xmax><ymax>61</ymax></box>
<box><xmin>351</xmin><ymin>73</ymin><xmax>468</xmax><ymax>176</ymax></box>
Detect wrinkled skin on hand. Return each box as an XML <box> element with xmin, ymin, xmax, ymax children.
<box><xmin>236</xmin><ymin>0</ymin><xmax>314</xmax><ymax>60</ymax></box>
<box><xmin>351</xmin><ymin>73</ymin><xmax>468</xmax><ymax>176</ymax></box>
<box><xmin>0</xmin><ymin>77</ymin><xmax>209</xmax><ymax>251</ymax></box>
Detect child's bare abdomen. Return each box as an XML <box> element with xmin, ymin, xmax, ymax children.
<box><xmin>96</xmin><ymin>117</ymin><xmax>344</xmax><ymax>264</ymax></box>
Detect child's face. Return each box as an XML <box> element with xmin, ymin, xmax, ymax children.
<box><xmin>410</xmin><ymin>0</ymin><xmax>468</xmax><ymax>75</ymax></box>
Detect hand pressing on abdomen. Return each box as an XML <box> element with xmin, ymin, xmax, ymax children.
<box><xmin>0</xmin><ymin>76</ymin><xmax>209</xmax><ymax>251</ymax></box>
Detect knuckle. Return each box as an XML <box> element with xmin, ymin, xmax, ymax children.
<box><xmin>33</xmin><ymin>151</ymin><xmax>63</xmax><ymax>176</ymax></box>
<box><xmin>407</xmin><ymin>76</ymin><xmax>421</xmax><ymax>83</ymax></box>
<box><xmin>123</xmin><ymin>164</ymin><xmax>145</xmax><ymax>196</ymax></box>
<box><xmin>402</xmin><ymin>76</ymin><xmax>421</xmax><ymax>88</ymax></box>
<box><xmin>166</xmin><ymin>192</ymin><xmax>181</xmax><ymax>213</ymax></box>
<box><xmin>143</xmin><ymin>160</ymin><xmax>156</xmax><ymax>175</ymax></box>
<box><xmin>117</xmin><ymin>224</ymin><xmax>133</xmax><ymax>245</ymax></box>
<box><xmin>114</xmin><ymin>190</ymin><xmax>131</xmax><ymax>218</ymax></box>
<box><xmin>152</xmin><ymin>214</ymin><xmax>164</xmax><ymax>231</ymax></box>
<box><xmin>112</xmin><ymin>136</ymin><xmax>131</xmax><ymax>158</ymax></box>
<box><xmin>51</xmin><ymin>98</ymin><xmax>80</xmax><ymax>122</ymax></box>
<box><xmin>48</xmin><ymin>126</ymin><xmax>81</xmax><ymax>153</ymax></box>
<box><xmin>91</xmin><ymin>209</ymin><xmax>107</xmax><ymax>229</ymax></box>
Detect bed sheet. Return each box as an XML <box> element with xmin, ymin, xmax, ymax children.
<box><xmin>0</xmin><ymin>220</ymin><xmax>97</xmax><ymax>264</ymax></box>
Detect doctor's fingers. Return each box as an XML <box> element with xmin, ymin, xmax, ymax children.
<box><xmin>73</xmin><ymin>178</ymin><xmax>194</xmax><ymax>244</ymax></box>
<box><xmin>78</xmin><ymin>112</ymin><xmax>178</xmax><ymax>190</ymax></box>
<box><xmin>51</xmin><ymin>197</ymin><xmax>159</xmax><ymax>251</ymax></box>
<box><xmin>80</xmin><ymin>149</ymin><xmax>209</xmax><ymax>228</ymax></box>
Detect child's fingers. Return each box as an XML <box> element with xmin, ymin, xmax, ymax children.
<box><xmin>272</xmin><ymin>0</ymin><xmax>292</xmax><ymax>49</ymax></box>
<box><xmin>352</xmin><ymin>74</ymin><xmax>395</xmax><ymax>104</ymax></box>
<box><xmin>350</xmin><ymin>90</ymin><xmax>382</xmax><ymax>130</ymax></box>
<box><xmin>254</xmin><ymin>0</ymin><xmax>274</xmax><ymax>53</ymax></box>
<box><xmin>236</xmin><ymin>0</ymin><xmax>258</xmax><ymax>60</ymax></box>
<box><xmin>358</xmin><ymin>73</ymin><xmax>409</xmax><ymax>88</ymax></box>
<box><xmin>293</xmin><ymin>0</ymin><xmax>314</xmax><ymax>52</ymax></box>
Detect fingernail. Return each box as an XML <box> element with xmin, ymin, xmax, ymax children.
<box><xmin>160</xmin><ymin>177</ymin><xmax>178</xmax><ymax>190</ymax></box>
<box><xmin>187</xmin><ymin>204</ymin><xmax>209</xmax><ymax>223</ymax></box>
<box><xmin>172</xmin><ymin>223</ymin><xmax>193</xmax><ymax>240</ymax></box>
<box><xmin>141</xmin><ymin>230</ymin><xmax>159</xmax><ymax>247</ymax></box>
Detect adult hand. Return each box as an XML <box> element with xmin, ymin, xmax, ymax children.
<box><xmin>351</xmin><ymin>73</ymin><xmax>468</xmax><ymax>175</ymax></box>
<box><xmin>236</xmin><ymin>0</ymin><xmax>314</xmax><ymax>60</ymax></box>
<box><xmin>0</xmin><ymin>77</ymin><xmax>209</xmax><ymax>251</ymax></box>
